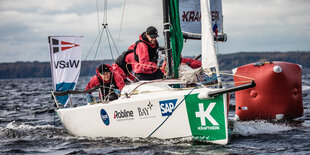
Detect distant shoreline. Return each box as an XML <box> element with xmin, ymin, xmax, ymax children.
<box><xmin>0</xmin><ymin>51</ymin><xmax>309</xmax><ymax>79</ymax></box>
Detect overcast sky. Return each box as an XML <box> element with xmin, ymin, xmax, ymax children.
<box><xmin>0</xmin><ymin>0</ymin><xmax>309</xmax><ymax>63</ymax></box>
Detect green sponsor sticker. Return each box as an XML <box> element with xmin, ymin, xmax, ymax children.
<box><xmin>185</xmin><ymin>94</ymin><xmax>227</xmax><ymax>142</ymax></box>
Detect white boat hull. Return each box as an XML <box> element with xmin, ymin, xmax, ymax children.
<box><xmin>56</xmin><ymin>81</ymin><xmax>229</xmax><ymax>145</ymax></box>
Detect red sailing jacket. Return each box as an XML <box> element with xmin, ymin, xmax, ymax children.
<box><xmin>181</xmin><ymin>58</ymin><xmax>202</xmax><ymax>69</ymax></box>
<box><xmin>85</xmin><ymin>64</ymin><xmax>125</xmax><ymax>95</ymax></box>
<box><xmin>128</xmin><ymin>33</ymin><xmax>159</xmax><ymax>74</ymax></box>
<box><xmin>160</xmin><ymin>58</ymin><xmax>202</xmax><ymax>75</ymax></box>
<box><xmin>111</xmin><ymin>63</ymin><xmax>126</xmax><ymax>80</ymax></box>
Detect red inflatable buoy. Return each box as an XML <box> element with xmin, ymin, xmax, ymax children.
<box><xmin>233</xmin><ymin>61</ymin><xmax>303</xmax><ymax>121</ymax></box>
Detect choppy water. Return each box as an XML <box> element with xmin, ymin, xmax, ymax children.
<box><xmin>0</xmin><ymin>71</ymin><xmax>310</xmax><ymax>154</ymax></box>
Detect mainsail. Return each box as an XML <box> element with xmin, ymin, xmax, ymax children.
<box><xmin>48</xmin><ymin>36</ymin><xmax>82</xmax><ymax>106</ymax></box>
<box><xmin>177</xmin><ymin>0</ymin><xmax>222</xmax><ymax>83</ymax></box>
<box><xmin>179</xmin><ymin>0</ymin><xmax>223</xmax><ymax>36</ymax></box>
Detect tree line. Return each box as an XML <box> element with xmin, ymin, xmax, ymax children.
<box><xmin>217</xmin><ymin>51</ymin><xmax>310</xmax><ymax>70</ymax></box>
<box><xmin>0</xmin><ymin>51</ymin><xmax>309</xmax><ymax>79</ymax></box>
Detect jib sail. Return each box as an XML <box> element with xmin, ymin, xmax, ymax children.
<box><xmin>48</xmin><ymin>36</ymin><xmax>82</xmax><ymax>106</ymax></box>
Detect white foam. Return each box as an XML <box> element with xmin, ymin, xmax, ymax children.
<box><xmin>6</xmin><ymin>121</ymin><xmax>54</xmax><ymax>130</ymax></box>
<box><xmin>233</xmin><ymin>120</ymin><xmax>292</xmax><ymax>136</ymax></box>
<box><xmin>302</xmin><ymin>85</ymin><xmax>310</xmax><ymax>91</ymax></box>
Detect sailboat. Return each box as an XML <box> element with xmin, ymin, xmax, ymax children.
<box><xmin>49</xmin><ymin>0</ymin><xmax>255</xmax><ymax>145</ymax></box>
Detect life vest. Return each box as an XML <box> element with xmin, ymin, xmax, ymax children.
<box><xmin>96</xmin><ymin>74</ymin><xmax>118</xmax><ymax>96</ymax></box>
<box><xmin>115</xmin><ymin>50</ymin><xmax>134</xmax><ymax>75</ymax></box>
<box><xmin>133</xmin><ymin>40</ymin><xmax>159</xmax><ymax>63</ymax></box>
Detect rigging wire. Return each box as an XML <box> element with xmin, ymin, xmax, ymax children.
<box><xmin>117</xmin><ymin>0</ymin><xmax>126</xmax><ymax>47</ymax></box>
<box><xmin>87</xmin><ymin>27</ymin><xmax>105</xmax><ymax>76</ymax></box>
<box><xmin>107</xmin><ymin>27</ymin><xmax>120</xmax><ymax>55</ymax></box>
<box><xmin>96</xmin><ymin>0</ymin><xmax>101</xmax><ymax>34</ymax></box>
<box><xmin>105</xmin><ymin>27</ymin><xmax>114</xmax><ymax>61</ymax></box>
<box><xmin>89</xmin><ymin>0</ymin><xmax>125</xmax><ymax>65</ymax></box>
<box><xmin>103</xmin><ymin>0</ymin><xmax>108</xmax><ymax>25</ymax></box>
<box><xmin>101</xmin><ymin>0</ymin><xmax>120</xmax><ymax>98</ymax></box>
<box><xmin>94</xmin><ymin>28</ymin><xmax>105</xmax><ymax>61</ymax></box>
<box><xmin>84</xmin><ymin>31</ymin><xmax>101</xmax><ymax>61</ymax></box>
<box><xmin>61</xmin><ymin>0</ymin><xmax>127</xmax><ymax>103</ymax></box>
<box><xmin>101</xmin><ymin>0</ymin><xmax>108</xmax><ymax>65</ymax></box>
<box><xmin>99</xmin><ymin>28</ymin><xmax>105</xmax><ymax>65</ymax></box>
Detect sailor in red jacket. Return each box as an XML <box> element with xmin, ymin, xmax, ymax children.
<box><xmin>85</xmin><ymin>64</ymin><xmax>125</xmax><ymax>103</ymax></box>
<box><xmin>129</xmin><ymin>26</ymin><xmax>164</xmax><ymax>81</ymax></box>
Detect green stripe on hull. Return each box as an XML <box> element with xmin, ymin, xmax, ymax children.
<box><xmin>185</xmin><ymin>94</ymin><xmax>227</xmax><ymax>142</ymax></box>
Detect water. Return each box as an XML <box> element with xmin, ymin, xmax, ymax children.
<box><xmin>0</xmin><ymin>73</ymin><xmax>310</xmax><ymax>154</ymax></box>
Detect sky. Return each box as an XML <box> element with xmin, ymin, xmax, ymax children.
<box><xmin>0</xmin><ymin>0</ymin><xmax>309</xmax><ymax>63</ymax></box>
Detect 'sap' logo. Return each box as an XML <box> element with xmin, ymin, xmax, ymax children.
<box><xmin>159</xmin><ymin>99</ymin><xmax>177</xmax><ymax>116</ymax></box>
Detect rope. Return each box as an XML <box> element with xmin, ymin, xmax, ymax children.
<box><xmin>122</xmin><ymin>84</ymin><xmax>197</xmax><ymax>97</ymax></box>
<box><xmin>126</xmin><ymin>63</ymin><xmax>140</xmax><ymax>82</ymax></box>
<box><xmin>107</xmin><ymin>68</ymin><xmax>115</xmax><ymax>102</ymax></box>
<box><xmin>125</xmin><ymin>62</ymin><xmax>162</xmax><ymax>82</ymax></box>
<box><xmin>127</xmin><ymin>79</ymin><xmax>165</xmax><ymax>96</ymax></box>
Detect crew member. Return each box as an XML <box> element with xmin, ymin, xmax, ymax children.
<box><xmin>85</xmin><ymin>64</ymin><xmax>125</xmax><ymax>103</ymax></box>
<box><xmin>130</xmin><ymin>26</ymin><xmax>163</xmax><ymax>80</ymax></box>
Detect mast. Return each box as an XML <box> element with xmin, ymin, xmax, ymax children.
<box><xmin>162</xmin><ymin>0</ymin><xmax>173</xmax><ymax>78</ymax></box>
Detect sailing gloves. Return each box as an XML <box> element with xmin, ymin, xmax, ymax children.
<box><xmin>113</xmin><ymin>89</ymin><xmax>121</xmax><ymax>95</ymax></box>
<box><xmin>86</xmin><ymin>93</ymin><xmax>94</xmax><ymax>103</ymax></box>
